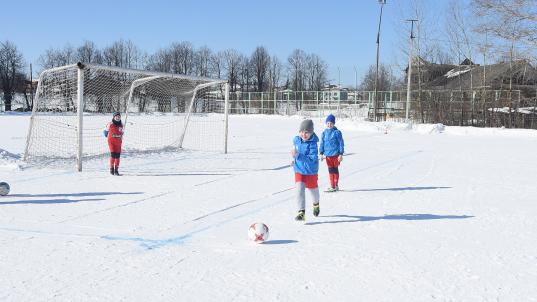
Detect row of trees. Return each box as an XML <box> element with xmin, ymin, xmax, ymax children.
<box><xmin>1</xmin><ymin>39</ymin><xmax>334</xmax><ymax>111</ymax></box>
<box><xmin>36</xmin><ymin>39</ymin><xmax>330</xmax><ymax>93</ymax></box>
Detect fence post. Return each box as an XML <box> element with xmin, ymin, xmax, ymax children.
<box><xmin>224</xmin><ymin>83</ymin><xmax>229</xmax><ymax>153</ymax></box>
<box><xmin>273</xmin><ymin>89</ymin><xmax>277</xmax><ymax>114</ymax></box>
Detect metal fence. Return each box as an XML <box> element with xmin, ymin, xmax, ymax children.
<box><xmin>226</xmin><ymin>89</ymin><xmax>537</xmax><ymax>129</ymax></box>
<box><xmin>4</xmin><ymin>89</ymin><xmax>537</xmax><ymax>129</ymax></box>
<box><xmin>0</xmin><ymin>94</ymin><xmax>30</xmax><ymax>112</ymax></box>
<box><xmin>227</xmin><ymin>90</ymin><xmax>371</xmax><ymax>119</ymax></box>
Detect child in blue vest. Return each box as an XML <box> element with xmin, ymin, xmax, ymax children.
<box><xmin>320</xmin><ymin>114</ymin><xmax>344</xmax><ymax>192</ymax></box>
<box><xmin>291</xmin><ymin>119</ymin><xmax>320</xmax><ymax>221</ymax></box>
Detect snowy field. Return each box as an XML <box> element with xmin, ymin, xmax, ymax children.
<box><xmin>1</xmin><ymin>113</ymin><xmax>537</xmax><ymax>301</ymax></box>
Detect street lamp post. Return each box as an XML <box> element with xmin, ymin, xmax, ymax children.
<box><xmin>405</xmin><ymin>19</ymin><xmax>418</xmax><ymax>122</ymax></box>
<box><xmin>374</xmin><ymin>0</ymin><xmax>386</xmax><ymax>121</ymax></box>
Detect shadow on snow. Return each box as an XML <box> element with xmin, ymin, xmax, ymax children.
<box><xmin>6</xmin><ymin>191</ymin><xmax>144</xmax><ymax>198</ymax></box>
<box><xmin>126</xmin><ymin>172</ymin><xmax>232</xmax><ymax>177</ymax></box>
<box><xmin>305</xmin><ymin>213</ymin><xmax>474</xmax><ymax>225</ymax></box>
<box><xmin>340</xmin><ymin>186</ymin><xmax>452</xmax><ymax>192</ymax></box>
<box><xmin>0</xmin><ymin>191</ymin><xmax>143</xmax><ymax>205</ymax></box>
<box><xmin>0</xmin><ymin>198</ymin><xmax>106</xmax><ymax>205</ymax></box>
<box><xmin>262</xmin><ymin>239</ymin><xmax>298</xmax><ymax>245</ymax></box>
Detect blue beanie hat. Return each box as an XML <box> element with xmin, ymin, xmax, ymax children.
<box><xmin>326</xmin><ymin>114</ymin><xmax>336</xmax><ymax>124</ymax></box>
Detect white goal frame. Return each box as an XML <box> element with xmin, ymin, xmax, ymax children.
<box><xmin>24</xmin><ymin>62</ymin><xmax>229</xmax><ymax>171</ymax></box>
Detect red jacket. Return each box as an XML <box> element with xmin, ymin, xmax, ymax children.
<box><xmin>106</xmin><ymin>122</ymin><xmax>123</xmax><ymax>152</ymax></box>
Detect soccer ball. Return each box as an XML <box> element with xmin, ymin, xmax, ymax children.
<box><xmin>0</xmin><ymin>182</ymin><xmax>10</xmax><ymax>196</ymax></box>
<box><xmin>248</xmin><ymin>222</ymin><xmax>269</xmax><ymax>243</ymax></box>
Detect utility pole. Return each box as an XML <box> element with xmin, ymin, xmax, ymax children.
<box><xmin>405</xmin><ymin>19</ymin><xmax>418</xmax><ymax>121</ymax></box>
<box><xmin>337</xmin><ymin>66</ymin><xmax>341</xmax><ymax>88</ymax></box>
<box><xmin>353</xmin><ymin>66</ymin><xmax>358</xmax><ymax>102</ymax></box>
<box><xmin>30</xmin><ymin>64</ymin><xmax>33</xmax><ymax>110</ymax></box>
<box><xmin>374</xmin><ymin>0</ymin><xmax>386</xmax><ymax>121</ymax></box>
<box><xmin>337</xmin><ymin>66</ymin><xmax>341</xmax><ymax>114</ymax></box>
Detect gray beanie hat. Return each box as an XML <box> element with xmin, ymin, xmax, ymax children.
<box><xmin>299</xmin><ymin>119</ymin><xmax>314</xmax><ymax>133</ymax></box>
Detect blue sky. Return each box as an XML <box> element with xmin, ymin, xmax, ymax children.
<box><xmin>1</xmin><ymin>0</ymin><xmax>453</xmax><ymax>86</ymax></box>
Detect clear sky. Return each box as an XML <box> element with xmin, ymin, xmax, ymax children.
<box><xmin>1</xmin><ymin>0</ymin><xmax>453</xmax><ymax>87</ymax></box>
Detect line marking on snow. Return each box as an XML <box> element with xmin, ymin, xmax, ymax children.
<box><xmin>344</xmin><ymin>150</ymin><xmax>423</xmax><ymax>178</ymax></box>
<box><xmin>0</xmin><ymin>226</ymin><xmax>103</xmax><ymax>239</ymax></box>
<box><xmin>58</xmin><ymin>191</ymin><xmax>173</xmax><ymax>223</ymax></box>
<box><xmin>190</xmin><ymin>186</ymin><xmax>294</xmax><ymax>222</ymax></box>
<box><xmin>101</xmin><ymin>194</ymin><xmax>294</xmax><ymax>250</ymax></box>
<box><xmin>186</xmin><ymin>150</ymin><xmax>425</xmax><ymax>227</ymax></box>
<box><xmin>9</xmin><ymin>170</ymin><xmax>76</xmax><ymax>184</ymax></box>
<box><xmin>100</xmin><ymin>151</ymin><xmax>425</xmax><ymax>250</ymax></box>
<box><xmin>1</xmin><ymin>148</ymin><xmax>426</xmax><ymax>249</ymax></box>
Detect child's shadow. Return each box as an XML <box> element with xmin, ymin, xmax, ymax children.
<box><xmin>262</xmin><ymin>240</ymin><xmax>298</xmax><ymax>245</ymax></box>
<box><xmin>305</xmin><ymin>213</ymin><xmax>473</xmax><ymax>225</ymax></box>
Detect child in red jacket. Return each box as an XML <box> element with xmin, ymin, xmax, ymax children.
<box><xmin>104</xmin><ymin>112</ymin><xmax>124</xmax><ymax>176</ymax></box>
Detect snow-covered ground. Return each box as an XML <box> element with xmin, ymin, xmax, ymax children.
<box><xmin>1</xmin><ymin>113</ymin><xmax>537</xmax><ymax>301</ymax></box>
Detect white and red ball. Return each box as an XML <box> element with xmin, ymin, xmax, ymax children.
<box><xmin>0</xmin><ymin>182</ymin><xmax>9</xmax><ymax>196</ymax></box>
<box><xmin>248</xmin><ymin>222</ymin><xmax>269</xmax><ymax>243</ymax></box>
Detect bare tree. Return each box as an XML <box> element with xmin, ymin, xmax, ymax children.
<box><xmin>146</xmin><ymin>48</ymin><xmax>172</xmax><ymax>72</ymax></box>
<box><xmin>77</xmin><ymin>41</ymin><xmax>102</xmax><ymax>64</ymax></box>
<box><xmin>287</xmin><ymin>49</ymin><xmax>307</xmax><ymax>91</ymax></box>
<box><xmin>267</xmin><ymin>56</ymin><xmax>283</xmax><ymax>91</ymax></box>
<box><xmin>103</xmin><ymin>40</ymin><xmax>124</xmax><ymax>67</ymax></box>
<box><xmin>306</xmin><ymin>54</ymin><xmax>328</xmax><ymax>91</ymax></box>
<box><xmin>38</xmin><ymin>44</ymin><xmax>76</xmax><ymax>69</ymax></box>
<box><xmin>124</xmin><ymin>40</ymin><xmax>143</xmax><ymax>69</ymax></box>
<box><xmin>210</xmin><ymin>51</ymin><xmax>225</xmax><ymax>79</ymax></box>
<box><xmin>251</xmin><ymin>46</ymin><xmax>270</xmax><ymax>92</ymax></box>
<box><xmin>446</xmin><ymin>0</ymin><xmax>478</xmax><ymax>125</ymax></box>
<box><xmin>360</xmin><ymin>64</ymin><xmax>394</xmax><ymax>91</ymax></box>
<box><xmin>102</xmin><ymin>39</ymin><xmax>142</xmax><ymax>68</ymax></box>
<box><xmin>169</xmin><ymin>42</ymin><xmax>194</xmax><ymax>75</ymax></box>
<box><xmin>474</xmin><ymin>0</ymin><xmax>537</xmax><ymax>47</ymax></box>
<box><xmin>194</xmin><ymin>46</ymin><xmax>212</xmax><ymax>77</ymax></box>
<box><xmin>223</xmin><ymin>49</ymin><xmax>242</xmax><ymax>92</ymax></box>
<box><xmin>238</xmin><ymin>55</ymin><xmax>252</xmax><ymax>92</ymax></box>
<box><xmin>0</xmin><ymin>41</ymin><xmax>25</xmax><ymax>111</ymax></box>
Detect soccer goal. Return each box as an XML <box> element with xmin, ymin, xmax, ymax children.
<box><xmin>23</xmin><ymin>62</ymin><xmax>229</xmax><ymax>171</ymax></box>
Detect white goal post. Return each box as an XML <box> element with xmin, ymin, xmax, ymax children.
<box><xmin>23</xmin><ymin>62</ymin><xmax>229</xmax><ymax>171</ymax></box>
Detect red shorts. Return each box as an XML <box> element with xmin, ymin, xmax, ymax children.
<box><xmin>295</xmin><ymin>173</ymin><xmax>318</xmax><ymax>189</ymax></box>
<box><xmin>108</xmin><ymin>141</ymin><xmax>122</xmax><ymax>153</ymax></box>
<box><xmin>326</xmin><ymin>155</ymin><xmax>340</xmax><ymax>168</ymax></box>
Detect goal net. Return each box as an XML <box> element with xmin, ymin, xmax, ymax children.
<box><xmin>24</xmin><ymin>63</ymin><xmax>229</xmax><ymax>170</ymax></box>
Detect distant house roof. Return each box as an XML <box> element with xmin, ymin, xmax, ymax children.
<box><xmin>460</xmin><ymin>58</ymin><xmax>476</xmax><ymax>66</ymax></box>
<box><xmin>423</xmin><ymin>60</ymin><xmax>537</xmax><ymax>91</ymax></box>
<box><xmin>406</xmin><ymin>57</ymin><xmax>537</xmax><ymax>97</ymax></box>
